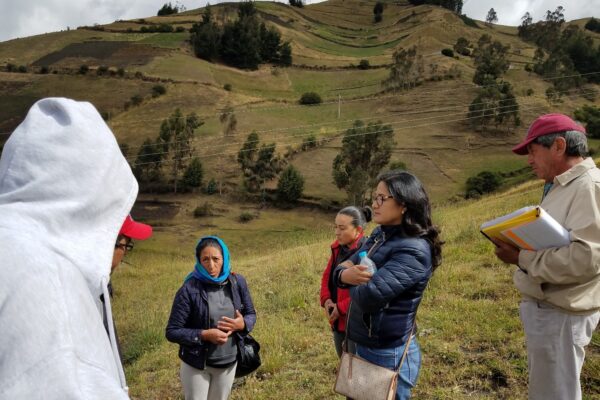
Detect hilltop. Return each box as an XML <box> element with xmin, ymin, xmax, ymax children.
<box><xmin>1</xmin><ymin>0</ymin><xmax>599</xmax><ymax>206</ymax></box>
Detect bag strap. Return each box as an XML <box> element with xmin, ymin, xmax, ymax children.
<box><xmin>395</xmin><ymin>322</ymin><xmax>415</xmax><ymax>374</ymax></box>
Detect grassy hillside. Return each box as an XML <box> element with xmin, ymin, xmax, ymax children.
<box><xmin>1</xmin><ymin>0</ymin><xmax>599</xmax><ymax>204</ymax></box>
<box><xmin>112</xmin><ymin>171</ymin><xmax>600</xmax><ymax>400</ymax></box>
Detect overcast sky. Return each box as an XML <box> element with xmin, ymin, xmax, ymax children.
<box><xmin>1</xmin><ymin>0</ymin><xmax>598</xmax><ymax>43</ymax></box>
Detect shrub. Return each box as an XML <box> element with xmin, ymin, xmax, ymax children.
<box><xmin>388</xmin><ymin>160</ymin><xmax>407</xmax><ymax>171</ymax></box>
<box><xmin>358</xmin><ymin>59</ymin><xmax>370</xmax><ymax>70</ymax></box>
<box><xmin>299</xmin><ymin>92</ymin><xmax>322</xmax><ymax>105</ymax></box>
<box><xmin>181</xmin><ymin>157</ymin><xmax>203</xmax><ymax>190</ymax></box>
<box><xmin>193</xmin><ymin>202</ymin><xmax>213</xmax><ymax>218</ymax></box>
<box><xmin>97</xmin><ymin>65</ymin><xmax>109</xmax><ymax>75</ymax></box>
<box><xmin>79</xmin><ymin>65</ymin><xmax>89</xmax><ymax>74</ymax></box>
<box><xmin>465</xmin><ymin>171</ymin><xmax>501</xmax><ymax>198</ymax></box>
<box><xmin>130</xmin><ymin>94</ymin><xmax>144</xmax><ymax>106</ymax></box>
<box><xmin>152</xmin><ymin>84</ymin><xmax>167</xmax><ymax>97</ymax></box>
<box><xmin>441</xmin><ymin>48</ymin><xmax>454</xmax><ymax>57</ymax></box>
<box><xmin>374</xmin><ymin>13</ymin><xmax>383</xmax><ymax>23</ymax></box>
<box><xmin>239</xmin><ymin>212</ymin><xmax>255</xmax><ymax>223</ymax></box>
<box><xmin>524</xmin><ymin>63</ymin><xmax>533</xmax><ymax>72</ymax></box>
<box><xmin>175</xmin><ymin>26</ymin><xmax>186</xmax><ymax>32</ymax></box>
<box><xmin>574</xmin><ymin>105</ymin><xmax>600</xmax><ymax>138</ymax></box>
<box><xmin>526</xmin><ymin>88</ymin><xmax>534</xmax><ymax>96</ymax></box>
<box><xmin>205</xmin><ymin>178</ymin><xmax>218</xmax><ymax>194</ymax></box>
<box><xmin>460</xmin><ymin>14</ymin><xmax>479</xmax><ymax>28</ymax></box>
<box><xmin>18</xmin><ymin>65</ymin><xmax>27</xmax><ymax>73</ymax></box>
<box><xmin>301</xmin><ymin>134</ymin><xmax>318</xmax><ymax>150</ymax></box>
<box><xmin>117</xmin><ymin>67</ymin><xmax>125</xmax><ymax>77</ymax></box>
<box><xmin>6</xmin><ymin>63</ymin><xmax>16</xmax><ymax>72</ymax></box>
<box><xmin>224</xmin><ymin>83</ymin><xmax>232</xmax><ymax>91</ymax></box>
<box><xmin>40</xmin><ymin>66</ymin><xmax>50</xmax><ymax>74</ymax></box>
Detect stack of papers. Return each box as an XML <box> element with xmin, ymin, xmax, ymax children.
<box><xmin>480</xmin><ymin>206</ymin><xmax>570</xmax><ymax>250</ymax></box>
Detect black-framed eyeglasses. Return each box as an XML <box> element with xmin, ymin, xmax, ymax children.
<box><xmin>372</xmin><ymin>194</ymin><xmax>394</xmax><ymax>206</ymax></box>
<box><xmin>115</xmin><ymin>241</ymin><xmax>134</xmax><ymax>252</ymax></box>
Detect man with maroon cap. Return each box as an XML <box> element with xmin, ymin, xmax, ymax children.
<box><xmin>111</xmin><ymin>214</ymin><xmax>153</xmax><ymax>272</ymax></box>
<box><xmin>493</xmin><ymin>113</ymin><xmax>600</xmax><ymax>400</ymax></box>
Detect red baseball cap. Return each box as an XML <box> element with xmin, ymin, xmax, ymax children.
<box><xmin>119</xmin><ymin>215</ymin><xmax>152</xmax><ymax>240</ymax></box>
<box><xmin>512</xmin><ymin>113</ymin><xmax>586</xmax><ymax>155</ymax></box>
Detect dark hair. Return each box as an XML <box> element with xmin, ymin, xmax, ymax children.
<box><xmin>533</xmin><ymin>130</ymin><xmax>588</xmax><ymax>157</ymax></box>
<box><xmin>196</xmin><ymin>238</ymin><xmax>222</xmax><ymax>258</ymax></box>
<box><xmin>376</xmin><ymin>170</ymin><xmax>443</xmax><ymax>269</ymax></box>
<box><xmin>338</xmin><ymin>206</ymin><xmax>372</xmax><ymax>230</ymax></box>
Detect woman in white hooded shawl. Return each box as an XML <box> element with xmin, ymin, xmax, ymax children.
<box><xmin>0</xmin><ymin>98</ymin><xmax>135</xmax><ymax>399</ymax></box>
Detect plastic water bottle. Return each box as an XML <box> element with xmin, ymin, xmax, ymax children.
<box><xmin>358</xmin><ymin>251</ymin><xmax>376</xmax><ymax>276</ymax></box>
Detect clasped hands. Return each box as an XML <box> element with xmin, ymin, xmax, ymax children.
<box><xmin>201</xmin><ymin>310</ymin><xmax>245</xmax><ymax>345</ymax></box>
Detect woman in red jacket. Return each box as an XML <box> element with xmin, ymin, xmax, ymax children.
<box><xmin>320</xmin><ymin>206</ymin><xmax>371</xmax><ymax>357</ymax></box>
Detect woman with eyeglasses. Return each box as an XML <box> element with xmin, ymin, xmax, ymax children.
<box><xmin>334</xmin><ymin>170</ymin><xmax>443</xmax><ymax>400</ymax></box>
<box><xmin>166</xmin><ymin>236</ymin><xmax>256</xmax><ymax>400</ymax></box>
<box><xmin>320</xmin><ymin>206</ymin><xmax>371</xmax><ymax>358</ymax></box>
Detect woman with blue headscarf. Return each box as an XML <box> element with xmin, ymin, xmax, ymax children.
<box><xmin>166</xmin><ymin>236</ymin><xmax>256</xmax><ymax>400</ymax></box>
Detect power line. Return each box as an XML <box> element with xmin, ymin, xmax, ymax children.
<box><xmin>125</xmin><ymin>85</ymin><xmax>597</xmax><ymax>161</ymax></box>
<box><xmin>131</xmin><ymin>100</ymin><xmax>560</xmax><ymax>167</ymax></box>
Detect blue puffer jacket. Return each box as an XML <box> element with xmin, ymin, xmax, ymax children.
<box><xmin>165</xmin><ymin>273</ymin><xmax>256</xmax><ymax>369</ymax></box>
<box><xmin>334</xmin><ymin>225</ymin><xmax>432</xmax><ymax>348</ymax></box>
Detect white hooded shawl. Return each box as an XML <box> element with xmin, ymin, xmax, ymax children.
<box><xmin>0</xmin><ymin>98</ymin><xmax>136</xmax><ymax>399</ymax></box>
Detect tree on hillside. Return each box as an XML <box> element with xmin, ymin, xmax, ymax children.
<box><xmin>485</xmin><ymin>8</ymin><xmax>498</xmax><ymax>26</ymax></box>
<box><xmin>373</xmin><ymin>2</ymin><xmax>384</xmax><ymax>23</ymax></box>
<box><xmin>237</xmin><ymin>132</ymin><xmax>285</xmax><ymax>193</ymax></box>
<box><xmin>289</xmin><ymin>0</ymin><xmax>304</xmax><ymax>8</ymax></box>
<box><xmin>467</xmin><ymin>81</ymin><xmax>520</xmax><ymax>131</ymax></box>
<box><xmin>585</xmin><ymin>17</ymin><xmax>600</xmax><ymax>33</ymax></box>
<box><xmin>472</xmin><ymin>34</ymin><xmax>510</xmax><ymax>85</ymax></box>
<box><xmin>190</xmin><ymin>4</ymin><xmax>222</xmax><ymax>61</ymax></box>
<box><xmin>181</xmin><ymin>157</ymin><xmax>204</xmax><ymax>192</ymax></box>
<box><xmin>574</xmin><ymin>105</ymin><xmax>600</xmax><ymax>138</ymax></box>
<box><xmin>332</xmin><ymin>120</ymin><xmax>395</xmax><ymax>205</ymax></box>
<box><xmin>518</xmin><ymin>12</ymin><xmax>533</xmax><ymax>40</ymax></box>
<box><xmin>277</xmin><ymin>165</ymin><xmax>305</xmax><ymax>203</ymax></box>
<box><xmin>382</xmin><ymin>46</ymin><xmax>424</xmax><ymax>91</ymax></box>
<box><xmin>219</xmin><ymin>104</ymin><xmax>238</xmax><ymax>137</ymax></box>
<box><xmin>158</xmin><ymin>109</ymin><xmax>203</xmax><ymax>193</ymax></box>
<box><xmin>133</xmin><ymin>138</ymin><xmax>164</xmax><ymax>185</ymax></box>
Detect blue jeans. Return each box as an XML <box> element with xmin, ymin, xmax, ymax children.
<box><xmin>356</xmin><ymin>338</ymin><xmax>421</xmax><ymax>400</ymax></box>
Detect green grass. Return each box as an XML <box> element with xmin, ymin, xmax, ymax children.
<box><xmin>137</xmin><ymin>32</ymin><xmax>189</xmax><ymax>48</ymax></box>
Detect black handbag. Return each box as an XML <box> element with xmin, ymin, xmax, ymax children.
<box><xmin>230</xmin><ymin>274</ymin><xmax>261</xmax><ymax>378</ymax></box>
<box><xmin>234</xmin><ymin>333</ymin><xmax>261</xmax><ymax>378</ymax></box>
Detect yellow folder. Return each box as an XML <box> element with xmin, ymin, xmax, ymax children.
<box><xmin>480</xmin><ymin>206</ymin><xmax>570</xmax><ymax>250</ymax></box>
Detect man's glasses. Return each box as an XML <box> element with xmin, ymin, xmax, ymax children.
<box><xmin>115</xmin><ymin>241</ymin><xmax>134</xmax><ymax>252</ymax></box>
<box><xmin>372</xmin><ymin>194</ymin><xmax>394</xmax><ymax>206</ymax></box>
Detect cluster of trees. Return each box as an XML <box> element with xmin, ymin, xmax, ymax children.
<box><xmin>519</xmin><ymin>6</ymin><xmax>600</xmax><ymax>95</ymax></box>
<box><xmin>157</xmin><ymin>2</ymin><xmax>184</xmax><ymax>16</ymax></box>
<box><xmin>288</xmin><ymin>0</ymin><xmax>304</xmax><ymax>8</ymax></box>
<box><xmin>332</xmin><ymin>120</ymin><xmax>396</xmax><ymax>205</ymax></box>
<box><xmin>133</xmin><ymin>109</ymin><xmax>204</xmax><ymax>193</ymax></box>
<box><xmin>467</xmin><ymin>34</ymin><xmax>520</xmax><ymax>131</ymax></box>
<box><xmin>190</xmin><ymin>2</ymin><xmax>292</xmax><ymax>70</ymax></box>
<box><xmin>407</xmin><ymin>0</ymin><xmax>462</xmax><ymax>14</ymax></box>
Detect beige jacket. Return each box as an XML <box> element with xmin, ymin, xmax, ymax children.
<box><xmin>514</xmin><ymin>157</ymin><xmax>600</xmax><ymax>313</ymax></box>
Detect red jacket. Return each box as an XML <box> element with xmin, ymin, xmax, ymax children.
<box><xmin>319</xmin><ymin>233</ymin><xmax>365</xmax><ymax>332</ymax></box>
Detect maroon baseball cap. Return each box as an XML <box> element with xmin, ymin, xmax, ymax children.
<box><xmin>512</xmin><ymin>113</ymin><xmax>586</xmax><ymax>155</ymax></box>
<box><xmin>119</xmin><ymin>215</ymin><xmax>152</xmax><ymax>240</ymax></box>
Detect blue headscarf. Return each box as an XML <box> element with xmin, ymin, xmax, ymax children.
<box><xmin>185</xmin><ymin>236</ymin><xmax>231</xmax><ymax>284</ymax></box>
